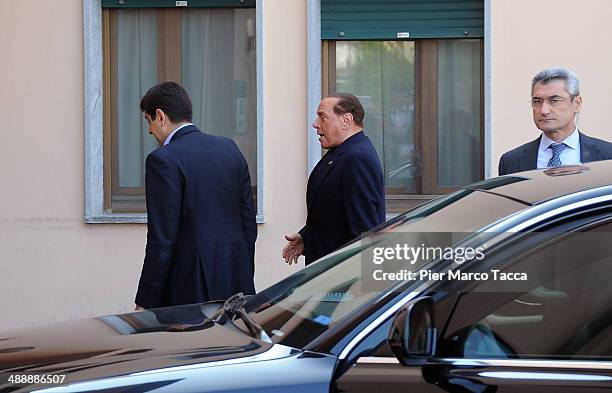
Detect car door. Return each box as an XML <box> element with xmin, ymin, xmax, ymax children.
<box><xmin>335</xmin><ymin>216</ymin><xmax>612</xmax><ymax>392</ymax></box>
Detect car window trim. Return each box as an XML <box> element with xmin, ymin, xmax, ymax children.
<box><xmin>356</xmin><ymin>357</ymin><xmax>399</xmax><ymax>364</ymax></box>
<box><xmin>356</xmin><ymin>357</ymin><xmax>612</xmax><ymax>370</ymax></box>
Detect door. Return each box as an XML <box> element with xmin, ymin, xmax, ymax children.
<box><xmin>336</xmin><ymin>218</ymin><xmax>612</xmax><ymax>392</ymax></box>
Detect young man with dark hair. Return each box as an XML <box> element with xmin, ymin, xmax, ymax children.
<box><xmin>135</xmin><ymin>81</ymin><xmax>257</xmax><ymax>309</ymax></box>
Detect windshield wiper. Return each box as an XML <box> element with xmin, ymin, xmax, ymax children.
<box><xmin>213</xmin><ymin>292</ymin><xmax>272</xmax><ymax>343</ymax></box>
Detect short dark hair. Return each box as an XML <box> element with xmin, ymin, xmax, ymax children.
<box><xmin>140</xmin><ymin>81</ymin><xmax>193</xmax><ymax>123</ymax></box>
<box><xmin>328</xmin><ymin>93</ymin><xmax>365</xmax><ymax>126</ymax></box>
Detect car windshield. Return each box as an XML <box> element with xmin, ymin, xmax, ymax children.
<box><xmin>244</xmin><ymin>188</ymin><xmax>527</xmax><ymax>349</ymax></box>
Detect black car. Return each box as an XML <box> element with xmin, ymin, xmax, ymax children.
<box><xmin>2</xmin><ymin>162</ymin><xmax>612</xmax><ymax>392</ymax></box>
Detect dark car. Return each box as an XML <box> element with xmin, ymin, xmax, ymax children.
<box><xmin>2</xmin><ymin>162</ymin><xmax>612</xmax><ymax>392</ymax></box>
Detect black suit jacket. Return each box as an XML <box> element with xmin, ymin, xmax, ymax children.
<box><xmin>136</xmin><ymin>125</ymin><xmax>257</xmax><ymax>308</ymax></box>
<box><xmin>498</xmin><ymin>132</ymin><xmax>612</xmax><ymax>176</ymax></box>
<box><xmin>299</xmin><ymin>131</ymin><xmax>385</xmax><ymax>265</ymax></box>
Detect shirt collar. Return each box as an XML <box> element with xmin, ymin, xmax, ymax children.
<box><xmin>539</xmin><ymin>128</ymin><xmax>579</xmax><ymax>151</ymax></box>
<box><xmin>164</xmin><ymin>123</ymin><xmax>194</xmax><ymax>146</ymax></box>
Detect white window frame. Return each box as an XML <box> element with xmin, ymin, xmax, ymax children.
<box><xmin>83</xmin><ymin>0</ymin><xmax>265</xmax><ymax>223</ymax></box>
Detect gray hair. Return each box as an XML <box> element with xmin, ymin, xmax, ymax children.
<box><xmin>531</xmin><ymin>67</ymin><xmax>580</xmax><ymax>96</ymax></box>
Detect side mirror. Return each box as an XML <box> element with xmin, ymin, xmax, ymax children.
<box><xmin>388</xmin><ymin>296</ymin><xmax>437</xmax><ymax>365</ymax></box>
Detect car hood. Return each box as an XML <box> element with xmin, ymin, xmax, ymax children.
<box><xmin>0</xmin><ymin>303</ymin><xmax>274</xmax><ymax>383</ymax></box>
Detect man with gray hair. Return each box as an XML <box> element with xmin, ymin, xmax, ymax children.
<box><xmin>499</xmin><ymin>67</ymin><xmax>612</xmax><ymax>175</ymax></box>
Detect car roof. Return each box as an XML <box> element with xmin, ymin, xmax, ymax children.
<box><xmin>465</xmin><ymin>160</ymin><xmax>612</xmax><ymax>205</ymax></box>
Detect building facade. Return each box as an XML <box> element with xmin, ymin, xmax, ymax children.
<box><xmin>1</xmin><ymin>0</ymin><xmax>611</xmax><ymax>330</ymax></box>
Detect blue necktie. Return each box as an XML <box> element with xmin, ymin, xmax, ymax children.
<box><xmin>547</xmin><ymin>143</ymin><xmax>566</xmax><ymax>167</ymax></box>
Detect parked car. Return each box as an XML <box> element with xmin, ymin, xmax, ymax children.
<box><xmin>2</xmin><ymin>162</ymin><xmax>612</xmax><ymax>392</ymax></box>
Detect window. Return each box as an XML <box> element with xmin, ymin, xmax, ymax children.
<box><xmin>325</xmin><ymin>39</ymin><xmax>483</xmax><ymax>213</ymax></box>
<box><xmin>440</xmin><ymin>221</ymin><xmax>612</xmax><ymax>360</ymax></box>
<box><xmin>101</xmin><ymin>2</ymin><xmax>256</xmax><ymax>213</ymax></box>
<box><xmin>321</xmin><ymin>0</ymin><xmax>484</xmax><ymax>212</ymax></box>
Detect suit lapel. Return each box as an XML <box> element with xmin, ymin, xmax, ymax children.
<box><xmin>306</xmin><ymin>132</ymin><xmax>365</xmax><ymax>213</ymax></box>
<box><xmin>307</xmin><ymin>149</ymin><xmax>339</xmax><ymax>212</ymax></box>
<box><xmin>579</xmin><ymin>132</ymin><xmax>599</xmax><ymax>163</ymax></box>
<box><xmin>521</xmin><ymin>137</ymin><xmax>540</xmax><ymax>172</ymax></box>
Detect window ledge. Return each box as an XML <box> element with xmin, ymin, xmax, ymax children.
<box><xmin>85</xmin><ymin>213</ymin><xmax>147</xmax><ymax>224</ymax></box>
<box><xmin>85</xmin><ymin>213</ymin><xmax>266</xmax><ymax>224</ymax></box>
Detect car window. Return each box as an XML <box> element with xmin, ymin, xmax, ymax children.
<box><xmin>439</xmin><ymin>220</ymin><xmax>612</xmax><ymax>360</ymax></box>
<box><xmin>245</xmin><ymin>189</ymin><xmax>525</xmax><ymax>350</ymax></box>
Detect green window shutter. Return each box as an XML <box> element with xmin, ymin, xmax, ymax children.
<box><xmin>322</xmin><ymin>0</ymin><xmax>484</xmax><ymax>40</ymax></box>
<box><xmin>101</xmin><ymin>0</ymin><xmax>255</xmax><ymax>8</ymax></box>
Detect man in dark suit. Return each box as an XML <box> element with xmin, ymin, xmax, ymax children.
<box><xmin>499</xmin><ymin>68</ymin><xmax>612</xmax><ymax>175</ymax></box>
<box><xmin>282</xmin><ymin>93</ymin><xmax>385</xmax><ymax>265</ymax></box>
<box><xmin>135</xmin><ymin>82</ymin><xmax>256</xmax><ymax>309</ymax></box>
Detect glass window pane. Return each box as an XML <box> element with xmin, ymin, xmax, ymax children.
<box><xmin>116</xmin><ymin>10</ymin><xmax>159</xmax><ymax>188</ymax></box>
<box><xmin>437</xmin><ymin>39</ymin><xmax>481</xmax><ymax>187</ymax></box>
<box><xmin>107</xmin><ymin>7</ymin><xmax>257</xmax><ymax>209</ymax></box>
<box><xmin>443</xmin><ymin>222</ymin><xmax>612</xmax><ymax>360</ymax></box>
<box><xmin>181</xmin><ymin>8</ymin><xmax>257</xmax><ymax>185</ymax></box>
<box><xmin>335</xmin><ymin>41</ymin><xmax>417</xmax><ymax>194</ymax></box>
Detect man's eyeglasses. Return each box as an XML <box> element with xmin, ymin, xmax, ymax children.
<box><xmin>531</xmin><ymin>95</ymin><xmax>575</xmax><ymax>108</ymax></box>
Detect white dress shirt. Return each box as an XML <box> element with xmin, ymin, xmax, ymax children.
<box><xmin>163</xmin><ymin>123</ymin><xmax>194</xmax><ymax>146</ymax></box>
<box><xmin>536</xmin><ymin>128</ymin><xmax>581</xmax><ymax>168</ymax></box>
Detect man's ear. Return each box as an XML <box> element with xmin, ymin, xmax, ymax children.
<box><xmin>155</xmin><ymin>108</ymin><xmax>166</xmax><ymax>124</ymax></box>
<box><xmin>573</xmin><ymin>95</ymin><xmax>583</xmax><ymax>113</ymax></box>
<box><xmin>342</xmin><ymin>112</ymin><xmax>354</xmax><ymax>129</ymax></box>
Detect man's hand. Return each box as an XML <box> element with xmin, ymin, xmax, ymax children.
<box><xmin>282</xmin><ymin>233</ymin><xmax>304</xmax><ymax>265</ymax></box>
<box><xmin>135</xmin><ymin>305</ymin><xmax>145</xmax><ymax>311</ymax></box>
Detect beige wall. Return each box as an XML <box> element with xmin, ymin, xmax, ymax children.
<box><xmin>0</xmin><ymin>0</ymin><xmax>146</xmax><ymax>330</ymax></box>
<box><xmin>0</xmin><ymin>0</ymin><xmax>308</xmax><ymax>330</ymax></box>
<box><xmin>490</xmin><ymin>0</ymin><xmax>612</xmax><ymax>175</ymax></box>
<box><xmin>255</xmin><ymin>0</ymin><xmax>309</xmax><ymax>289</ymax></box>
